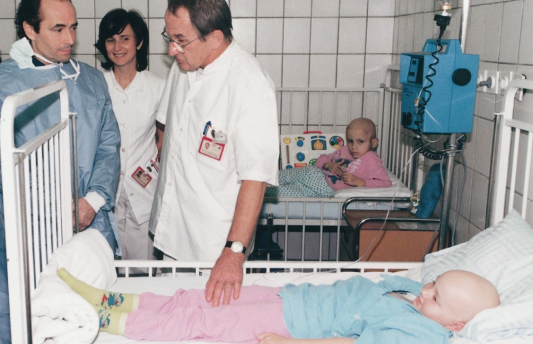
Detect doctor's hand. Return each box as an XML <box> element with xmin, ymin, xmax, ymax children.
<box><xmin>205</xmin><ymin>248</ymin><xmax>245</xmax><ymax>307</ymax></box>
<box><xmin>72</xmin><ymin>197</ymin><xmax>97</xmax><ymax>231</ymax></box>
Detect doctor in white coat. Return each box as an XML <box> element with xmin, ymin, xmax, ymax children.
<box><xmin>150</xmin><ymin>0</ymin><xmax>279</xmax><ymax>306</ymax></box>
<box><xmin>95</xmin><ymin>9</ymin><xmax>165</xmax><ymax>265</ymax></box>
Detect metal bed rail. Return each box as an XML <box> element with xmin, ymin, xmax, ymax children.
<box><xmin>275</xmin><ymin>87</ymin><xmax>384</xmax><ymax>135</ymax></box>
<box><xmin>490</xmin><ymin>79</ymin><xmax>533</xmax><ymax>225</ymax></box>
<box><xmin>1</xmin><ymin>80</ymin><xmax>73</xmax><ymax>344</ymax></box>
<box><xmin>257</xmin><ymin>196</ymin><xmax>412</xmax><ymax>261</ymax></box>
<box><xmin>114</xmin><ymin>260</ymin><xmax>422</xmax><ymax>277</ymax></box>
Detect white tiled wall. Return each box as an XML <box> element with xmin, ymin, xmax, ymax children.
<box><xmin>394</xmin><ymin>0</ymin><xmax>533</xmax><ymax>242</ymax></box>
<box><xmin>1</xmin><ymin>0</ymin><xmax>531</xmax><ymax>242</ymax></box>
<box><xmin>0</xmin><ymin>0</ymin><xmax>396</xmax><ymax>88</ymax></box>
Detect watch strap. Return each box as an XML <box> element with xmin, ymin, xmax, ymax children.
<box><xmin>225</xmin><ymin>241</ymin><xmax>246</xmax><ymax>254</ymax></box>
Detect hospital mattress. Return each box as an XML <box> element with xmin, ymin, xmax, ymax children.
<box><xmin>260</xmin><ymin>171</ymin><xmax>412</xmax><ymax>221</ymax></box>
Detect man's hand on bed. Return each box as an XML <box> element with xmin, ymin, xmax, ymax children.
<box><xmin>72</xmin><ymin>198</ymin><xmax>97</xmax><ymax>231</ymax></box>
<box><xmin>258</xmin><ymin>333</ymin><xmax>356</xmax><ymax>344</ymax></box>
<box><xmin>205</xmin><ymin>248</ymin><xmax>245</xmax><ymax>307</ymax></box>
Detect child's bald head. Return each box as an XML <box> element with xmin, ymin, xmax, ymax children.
<box><xmin>347</xmin><ymin>118</ymin><xmax>376</xmax><ymax>139</ymax></box>
<box><xmin>413</xmin><ymin>270</ymin><xmax>500</xmax><ymax>332</ymax></box>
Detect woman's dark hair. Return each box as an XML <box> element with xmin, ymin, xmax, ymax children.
<box><xmin>167</xmin><ymin>0</ymin><xmax>233</xmax><ymax>42</ymax></box>
<box><xmin>15</xmin><ymin>0</ymin><xmax>72</xmax><ymax>39</ymax></box>
<box><xmin>95</xmin><ymin>8</ymin><xmax>149</xmax><ymax>71</ymax></box>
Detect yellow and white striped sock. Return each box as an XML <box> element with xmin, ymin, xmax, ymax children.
<box><xmin>57</xmin><ymin>268</ymin><xmax>139</xmax><ymax>312</ymax></box>
<box><xmin>97</xmin><ymin>308</ymin><xmax>128</xmax><ymax>335</ymax></box>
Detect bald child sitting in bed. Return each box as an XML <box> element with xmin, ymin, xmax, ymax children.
<box><xmin>58</xmin><ymin>269</ymin><xmax>499</xmax><ymax>344</ymax></box>
<box><xmin>265</xmin><ymin>118</ymin><xmax>391</xmax><ymax>198</ymax></box>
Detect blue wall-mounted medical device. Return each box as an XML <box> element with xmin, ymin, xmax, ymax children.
<box><xmin>400</xmin><ymin>39</ymin><xmax>479</xmax><ymax>134</ymax></box>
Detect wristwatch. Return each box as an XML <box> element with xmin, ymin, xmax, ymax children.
<box><xmin>225</xmin><ymin>241</ymin><xmax>246</xmax><ymax>254</ymax></box>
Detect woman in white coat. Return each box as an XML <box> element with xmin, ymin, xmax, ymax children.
<box><xmin>95</xmin><ymin>9</ymin><xmax>165</xmax><ymax>268</ymax></box>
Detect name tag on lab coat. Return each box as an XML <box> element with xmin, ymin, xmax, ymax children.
<box><xmin>199</xmin><ymin>136</ymin><xmax>225</xmax><ymax>160</ymax></box>
<box><xmin>132</xmin><ymin>166</ymin><xmax>152</xmax><ymax>187</ymax></box>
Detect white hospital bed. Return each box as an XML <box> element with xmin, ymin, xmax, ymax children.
<box><xmin>2</xmin><ymin>79</ymin><xmax>533</xmax><ymax>344</ymax></box>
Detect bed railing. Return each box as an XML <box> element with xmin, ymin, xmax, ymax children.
<box><xmin>276</xmin><ymin>87</ymin><xmax>384</xmax><ymax>134</ymax></box>
<box><xmin>114</xmin><ymin>260</ymin><xmax>422</xmax><ymax>277</ymax></box>
<box><xmin>1</xmin><ymin>80</ymin><xmax>73</xmax><ymax>344</ymax></box>
<box><xmin>490</xmin><ymin>79</ymin><xmax>533</xmax><ymax>225</ymax></box>
<box><xmin>381</xmin><ymin>86</ymin><xmax>420</xmax><ymax>190</ymax></box>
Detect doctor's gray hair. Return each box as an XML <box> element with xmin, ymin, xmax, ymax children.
<box><xmin>15</xmin><ymin>0</ymin><xmax>73</xmax><ymax>39</ymax></box>
<box><xmin>167</xmin><ymin>0</ymin><xmax>233</xmax><ymax>42</ymax></box>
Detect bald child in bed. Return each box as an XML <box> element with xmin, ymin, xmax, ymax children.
<box><xmin>58</xmin><ymin>269</ymin><xmax>499</xmax><ymax>344</ymax></box>
<box><xmin>265</xmin><ymin>118</ymin><xmax>391</xmax><ymax>198</ymax></box>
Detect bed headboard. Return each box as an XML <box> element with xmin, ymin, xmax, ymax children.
<box><xmin>490</xmin><ymin>79</ymin><xmax>533</xmax><ymax>226</ymax></box>
<box><xmin>275</xmin><ymin>86</ymin><xmax>419</xmax><ymax>192</ymax></box>
<box><xmin>1</xmin><ymin>80</ymin><xmax>73</xmax><ymax>343</ymax></box>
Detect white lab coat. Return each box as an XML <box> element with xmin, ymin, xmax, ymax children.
<box><xmin>150</xmin><ymin>41</ymin><xmax>279</xmax><ymax>261</ymax></box>
<box><xmin>105</xmin><ymin>70</ymin><xmax>165</xmax><ymax>225</ymax></box>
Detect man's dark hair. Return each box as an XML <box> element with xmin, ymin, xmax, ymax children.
<box><xmin>167</xmin><ymin>0</ymin><xmax>233</xmax><ymax>42</ymax></box>
<box><xmin>95</xmin><ymin>8</ymin><xmax>149</xmax><ymax>71</ymax></box>
<box><xmin>15</xmin><ymin>0</ymin><xmax>72</xmax><ymax>39</ymax></box>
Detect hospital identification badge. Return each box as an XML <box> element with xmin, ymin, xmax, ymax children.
<box><xmin>199</xmin><ymin>120</ymin><xmax>225</xmax><ymax>160</ymax></box>
<box><xmin>199</xmin><ymin>136</ymin><xmax>225</xmax><ymax>160</ymax></box>
<box><xmin>132</xmin><ymin>166</ymin><xmax>152</xmax><ymax>187</ymax></box>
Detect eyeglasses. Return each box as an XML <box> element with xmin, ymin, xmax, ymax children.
<box><xmin>161</xmin><ymin>31</ymin><xmax>199</xmax><ymax>54</ymax></box>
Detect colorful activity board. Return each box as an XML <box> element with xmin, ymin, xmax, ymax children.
<box><xmin>280</xmin><ymin>132</ymin><xmax>345</xmax><ymax>170</ymax></box>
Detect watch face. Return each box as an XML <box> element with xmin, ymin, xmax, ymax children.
<box><xmin>231</xmin><ymin>241</ymin><xmax>244</xmax><ymax>253</ymax></box>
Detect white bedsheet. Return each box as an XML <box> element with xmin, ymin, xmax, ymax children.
<box><xmin>94</xmin><ymin>270</ymin><xmax>530</xmax><ymax>344</ymax></box>
<box><xmin>32</xmin><ymin>229</ymin><xmax>117</xmax><ymax>344</ymax></box>
<box><xmin>261</xmin><ymin>171</ymin><xmax>411</xmax><ymax>221</ymax></box>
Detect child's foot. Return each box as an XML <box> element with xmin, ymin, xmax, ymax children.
<box><xmin>98</xmin><ymin>308</ymin><xmax>128</xmax><ymax>335</ymax></box>
<box><xmin>57</xmin><ymin>268</ymin><xmax>139</xmax><ymax>313</ymax></box>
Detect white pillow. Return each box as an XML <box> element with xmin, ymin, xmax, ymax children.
<box><xmin>421</xmin><ymin>210</ymin><xmax>533</xmax><ymax>343</ymax></box>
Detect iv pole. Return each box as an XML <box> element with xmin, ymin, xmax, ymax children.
<box><xmin>438</xmin><ymin>0</ymin><xmax>471</xmax><ymax>250</ymax></box>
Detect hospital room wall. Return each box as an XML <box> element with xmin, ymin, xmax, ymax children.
<box><xmin>1</xmin><ymin>0</ymin><xmax>532</xmax><ymax>244</ymax></box>
<box><xmin>0</xmin><ymin>0</ymin><xmax>397</xmax><ymax>89</ymax></box>
<box><xmin>393</xmin><ymin>0</ymin><xmax>533</xmax><ymax>244</ymax></box>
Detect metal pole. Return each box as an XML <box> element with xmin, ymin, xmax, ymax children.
<box><xmin>17</xmin><ymin>156</ymin><xmax>33</xmax><ymax>343</ymax></box>
<box><xmin>438</xmin><ymin>135</ymin><xmax>456</xmax><ymax>249</ymax></box>
<box><xmin>70</xmin><ymin>113</ymin><xmax>79</xmax><ymax>233</ymax></box>
<box><xmin>438</xmin><ymin>0</ymin><xmax>471</xmax><ymax>249</ymax></box>
<box><xmin>485</xmin><ymin>115</ymin><xmax>501</xmax><ymax>228</ymax></box>
<box><xmin>459</xmin><ymin>0</ymin><xmax>471</xmax><ymax>51</ymax></box>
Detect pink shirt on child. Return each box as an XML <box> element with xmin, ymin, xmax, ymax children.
<box><xmin>314</xmin><ymin>146</ymin><xmax>392</xmax><ymax>190</ymax></box>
